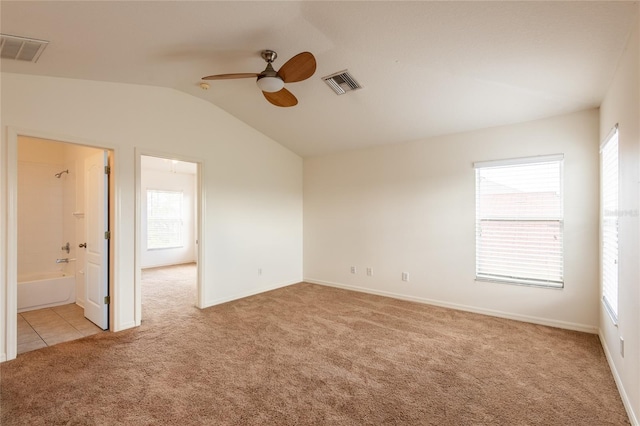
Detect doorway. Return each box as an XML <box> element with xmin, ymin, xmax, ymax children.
<box><xmin>15</xmin><ymin>136</ymin><xmax>112</xmax><ymax>353</ymax></box>
<box><xmin>136</xmin><ymin>154</ymin><xmax>202</xmax><ymax>322</ymax></box>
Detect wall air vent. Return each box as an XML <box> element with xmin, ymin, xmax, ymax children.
<box><xmin>0</xmin><ymin>34</ymin><xmax>49</xmax><ymax>62</ymax></box>
<box><xmin>322</xmin><ymin>70</ymin><xmax>362</xmax><ymax>95</ymax></box>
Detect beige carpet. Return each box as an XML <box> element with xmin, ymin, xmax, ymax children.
<box><xmin>1</xmin><ymin>264</ymin><xmax>629</xmax><ymax>425</ymax></box>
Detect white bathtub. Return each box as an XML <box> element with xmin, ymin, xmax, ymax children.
<box><xmin>18</xmin><ymin>272</ymin><xmax>76</xmax><ymax>313</ymax></box>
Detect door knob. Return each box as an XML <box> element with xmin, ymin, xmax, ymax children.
<box><xmin>79</xmin><ymin>243</ymin><xmax>87</xmax><ymax>248</ymax></box>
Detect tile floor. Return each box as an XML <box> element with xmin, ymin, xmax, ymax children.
<box><xmin>17</xmin><ymin>304</ymin><xmax>104</xmax><ymax>355</ymax></box>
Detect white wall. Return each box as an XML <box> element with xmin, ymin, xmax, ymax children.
<box><xmin>599</xmin><ymin>10</ymin><xmax>639</xmax><ymax>424</ymax></box>
<box><xmin>140</xmin><ymin>167</ymin><xmax>197</xmax><ymax>268</ymax></box>
<box><xmin>304</xmin><ymin>109</ymin><xmax>600</xmax><ymax>332</ymax></box>
<box><xmin>0</xmin><ymin>73</ymin><xmax>303</xmax><ymax>361</ymax></box>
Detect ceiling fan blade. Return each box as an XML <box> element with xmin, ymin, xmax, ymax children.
<box><xmin>277</xmin><ymin>52</ymin><xmax>316</xmax><ymax>83</ymax></box>
<box><xmin>202</xmin><ymin>73</ymin><xmax>259</xmax><ymax>80</ymax></box>
<box><xmin>263</xmin><ymin>88</ymin><xmax>298</xmax><ymax>107</ymax></box>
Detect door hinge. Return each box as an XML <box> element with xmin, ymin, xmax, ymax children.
<box><xmin>104</xmin><ymin>231</ymin><xmax>111</xmax><ymax>239</ymax></box>
<box><xmin>104</xmin><ymin>296</ymin><xmax>110</xmax><ymax>305</ymax></box>
<box><xmin>104</xmin><ymin>165</ymin><xmax>111</xmax><ymax>175</ymax></box>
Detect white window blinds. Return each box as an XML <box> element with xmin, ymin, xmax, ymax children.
<box><xmin>147</xmin><ymin>189</ymin><xmax>184</xmax><ymax>250</ymax></box>
<box><xmin>475</xmin><ymin>155</ymin><xmax>564</xmax><ymax>287</ymax></box>
<box><xmin>601</xmin><ymin>127</ymin><xmax>619</xmax><ymax>322</ymax></box>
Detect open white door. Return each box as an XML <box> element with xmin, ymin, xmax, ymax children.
<box><xmin>84</xmin><ymin>150</ymin><xmax>109</xmax><ymax>329</ymax></box>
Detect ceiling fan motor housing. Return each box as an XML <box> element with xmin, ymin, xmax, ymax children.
<box><xmin>261</xmin><ymin>50</ymin><xmax>278</xmax><ymax>63</ymax></box>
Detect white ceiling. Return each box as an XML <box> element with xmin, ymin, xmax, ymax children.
<box><xmin>1</xmin><ymin>1</ymin><xmax>637</xmax><ymax>157</ymax></box>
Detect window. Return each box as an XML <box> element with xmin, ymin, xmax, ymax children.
<box><xmin>475</xmin><ymin>155</ymin><xmax>564</xmax><ymax>287</ymax></box>
<box><xmin>601</xmin><ymin>126</ymin><xmax>619</xmax><ymax>322</ymax></box>
<box><xmin>147</xmin><ymin>189</ymin><xmax>183</xmax><ymax>250</ymax></box>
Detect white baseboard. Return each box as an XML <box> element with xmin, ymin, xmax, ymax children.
<box><xmin>599</xmin><ymin>330</ymin><xmax>638</xmax><ymax>425</ymax></box>
<box><xmin>304</xmin><ymin>278</ymin><xmax>598</xmax><ymax>334</ymax></box>
<box><xmin>0</xmin><ymin>352</ymin><xmax>6</xmax><ymax>363</ymax></box>
<box><xmin>203</xmin><ymin>279</ymin><xmax>300</xmax><ymax>308</ymax></box>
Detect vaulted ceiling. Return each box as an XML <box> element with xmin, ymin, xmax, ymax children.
<box><xmin>1</xmin><ymin>1</ymin><xmax>637</xmax><ymax>157</ymax></box>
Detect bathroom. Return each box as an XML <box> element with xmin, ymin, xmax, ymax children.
<box><xmin>16</xmin><ymin>137</ymin><xmax>198</xmax><ymax>354</ymax></box>
<box><xmin>17</xmin><ymin>136</ymin><xmax>106</xmax><ymax>320</ymax></box>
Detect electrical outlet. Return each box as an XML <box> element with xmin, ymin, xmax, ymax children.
<box><xmin>402</xmin><ymin>272</ymin><xmax>409</xmax><ymax>282</ymax></box>
<box><xmin>350</xmin><ymin>266</ymin><xmax>357</xmax><ymax>274</ymax></box>
<box><xmin>620</xmin><ymin>337</ymin><xmax>624</xmax><ymax>357</ymax></box>
<box><xmin>366</xmin><ymin>267</ymin><xmax>373</xmax><ymax>276</ymax></box>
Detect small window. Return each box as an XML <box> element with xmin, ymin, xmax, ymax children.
<box><xmin>147</xmin><ymin>189</ymin><xmax>183</xmax><ymax>250</ymax></box>
<box><xmin>601</xmin><ymin>126</ymin><xmax>619</xmax><ymax>323</ymax></box>
<box><xmin>475</xmin><ymin>155</ymin><xmax>564</xmax><ymax>287</ymax></box>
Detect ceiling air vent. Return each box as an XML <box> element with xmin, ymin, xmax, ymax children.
<box><xmin>0</xmin><ymin>34</ymin><xmax>49</xmax><ymax>62</ymax></box>
<box><xmin>322</xmin><ymin>70</ymin><xmax>362</xmax><ymax>95</ymax></box>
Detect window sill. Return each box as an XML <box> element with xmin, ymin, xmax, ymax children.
<box><xmin>475</xmin><ymin>276</ymin><xmax>564</xmax><ymax>289</ymax></box>
<box><xmin>147</xmin><ymin>246</ymin><xmax>184</xmax><ymax>251</ymax></box>
<box><xmin>602</xmin><ymin>298</ymin><xmax>618</xmax><ymax>327</ymax></box>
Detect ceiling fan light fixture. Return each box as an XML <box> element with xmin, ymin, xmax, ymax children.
<box><xmin>256</xmin><ymin>76</ymin><xmax>284</xmax><ymax>93</ymax></box>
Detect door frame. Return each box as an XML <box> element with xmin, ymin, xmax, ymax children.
<box><xmin>134</xmin><ymin>149</ymin><xmax>205</xmax><ymax>325</ymax></box>
<box><xmin>4</xmin><ymin>127</ymin><xmax>117</xmax><ymax>361</ymax></box>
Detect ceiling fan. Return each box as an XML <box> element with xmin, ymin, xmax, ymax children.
<box><xmin>202</xmin><ymin>50</ymin><xmax>316</xmax><ymax>107</ymax></box>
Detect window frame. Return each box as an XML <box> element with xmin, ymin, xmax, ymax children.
<box><xmin>600</xmin><ymin>125</ymin><xmax>619</xmax><ymax>325</ymax></box>
<box><xmin>146</xmin><ymin>188</ymin><xmax>185</xmax><ymax>251</ymax></box>
<box><xmin>474</xmin><ymin>154</ymin><xmax>565</xmax><ymax>288</ymax></box>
